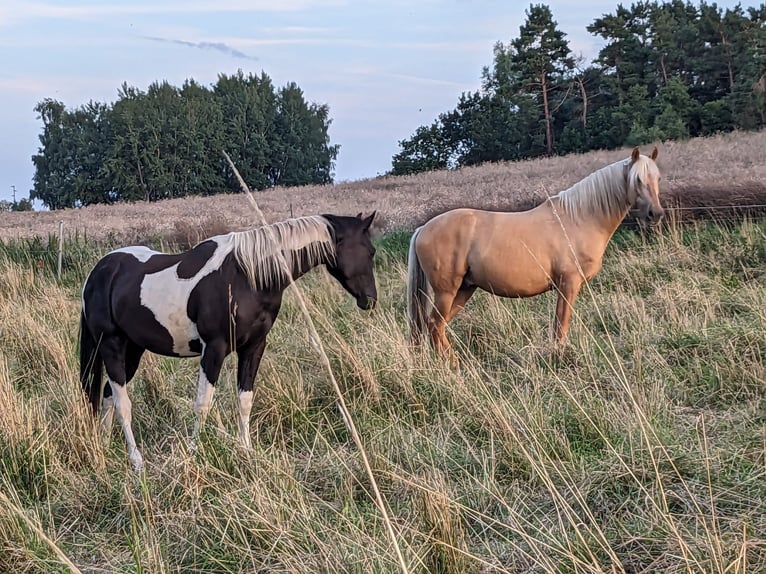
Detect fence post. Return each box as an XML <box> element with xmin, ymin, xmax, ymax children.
<box><xmin>57</xmin><ymin>220</ymin><xmax>63</xmax><ymax>280</ymax></box>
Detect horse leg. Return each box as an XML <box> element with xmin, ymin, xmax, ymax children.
<box><xmin>101</xmin><ymin>335</ymin><xmax>144</xmax><ymax>471</ymax></box>
<box><xmin>102</xmin><ymin>342</ymin><xmax>143</xmax><ymax>435</ymax></box>
<box><xmin>125</xmin><ymin>341</ymin><xmax>145</xmax><ymax>382</ymax></box>
<box><xmin>553</xmin><ymin>276</ymin><xmax>584</xmax><ymax>345</ymax></box>
<box><xmin>235</xmin><ymin>338</ymin><xmax>268</xmax><ymax>449</ymax></box>
<box><xmin>448</xmin><ymin>286</ymin><xmax>476</xmax><ymax>321</ymax></box>
<box><xmin>428</xmin><ymin>291</ymin><xmax>458</xmax><ymax>359</ymax></box>
<box><xmin>192</xmin><ymin>339</ymin><xmax>227</xmax><ymax>442</ymax></box>
<box><xmin>100</xmin><ymin>381</ymin><xmax>114</xmax><ymax>435</ymax></box>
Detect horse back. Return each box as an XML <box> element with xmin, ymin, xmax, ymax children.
<box><xmin>82</xmin><ymin>246</ymin><xmax>200</xmax><ymax>356</ymax></box>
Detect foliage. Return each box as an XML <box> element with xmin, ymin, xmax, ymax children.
<box><xmin>390</xmin><ymin>122</ymin><xmax>453</xmax><ymax>176</ymax></box>
<box><xmin>510</xmin><ymin>4</ymin><xmax>575</xmax><ymax>156</ymax></box>
<box><xmin>12</xmin><ymin>199</ymin><xmax>33</xmax><ymax>212</ymax></box>
<box><xmin>0</xmin><ymin>198</ymin><xmax>34</xmax><ymax>212</ymax></box>
<box><xmin>392</xmin><ymin>0</ymin><xmax>766</xmax><ymax>175</ymax></box>
<box><xmin>31</xmin><ymin>71</ymin><xmax>340</xmax><ymax>209</ymax></box>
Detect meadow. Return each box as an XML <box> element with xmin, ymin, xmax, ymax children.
<box><xmin>2</xmin><ymin>130</ymin><xmax>766</xmax><ymax>243</ymax></box>
<box><xmin>1</xmin><ymin>135</ymin><xmax>765</xmax><ymax>573</ymax></box>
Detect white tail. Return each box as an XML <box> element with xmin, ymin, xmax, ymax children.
<box><xmin>406</xmin><ymin>227</ymin><xmax>432</xmax><ymax>343</ymax></box>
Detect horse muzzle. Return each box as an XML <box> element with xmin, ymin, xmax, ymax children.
<box><xmin>356</xmin><ymin>295</ymin><xmax>377</xmax><ymax>310</ymax></box>
<box><xmin>644</xmin><ymin>205</ymin><xmax>665</xmax><ymax>226</ymax></box>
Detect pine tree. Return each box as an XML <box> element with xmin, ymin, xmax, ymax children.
<box><xmin>511</xmin><ymin>4</ymin><xmax>575</xmax><ymax>156</ymax></box>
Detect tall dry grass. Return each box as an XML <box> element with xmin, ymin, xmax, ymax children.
<box><xmin>3</xmin><ymin>130</ymin><xmax>766</xmax><ymax>243</ymax></box>
<box><xmin>1</xmin><ymin>215</ymin><xmax>764</xmax><ymax>572</ymax></box>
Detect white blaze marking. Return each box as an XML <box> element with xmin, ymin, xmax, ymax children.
<box><xmin>238</xmin><ymin>390</ymin><xmax>254</xmax><ymax>449</ymax></box>
<box><xmin>109</xmin><ymin>378</ymin><xmax>143</xmax><ymax>472</ymax></box>
<box><xmin>140</xmin><ymin>237</ymin><xmax>233</xmax><ymax>356</ymax></box>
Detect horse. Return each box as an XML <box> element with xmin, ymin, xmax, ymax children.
<box><xmin>406</xmin><ymin>146</ymin><xmax>664</xmax><ymax>359</ymax></box>
<box><xmin>80</xmin><ymin>212</ymin><xmax>377</xmax><ymax>470</ymax></box>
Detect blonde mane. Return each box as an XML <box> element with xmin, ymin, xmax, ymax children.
<box><xmin>224</xmin><ymin>215</ymin><xmax>335</xmax><ymax>289</ymax></box>
<box><xmin>552</xmin><ymin>155</ymin><xmax>656</xmax><ymax>220</ymax></box>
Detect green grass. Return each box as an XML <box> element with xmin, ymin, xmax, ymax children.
<box><xmin>1</xmin><ymin>219</ymin><xmax>765</xmax><ymax>573</ymax></box>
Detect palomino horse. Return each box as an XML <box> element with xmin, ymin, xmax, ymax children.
<box><xmin>407</xmin><ymin>147</ymin><xmax>663</xmax><ymax>357</ymax></box>
<box><xmin>80</xmin><ymin>212</ymin><xmax>377</xmax><ymax>470</ymax></box>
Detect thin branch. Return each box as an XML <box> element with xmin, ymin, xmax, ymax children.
<box><xmin>222</xmin><ymin>150</ymin><xmax>410</xmax><ymax>574</ymax></box>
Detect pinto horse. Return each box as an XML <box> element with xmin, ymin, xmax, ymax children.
<box><xmin>80</xmin><ymin>212</ymin><xmax>377</xmax><ymax>470</ymax></box>
<box><xmin>407</xmin><ymin>147</ymin><xmax>664</xmax><ymax>358</ymax></box>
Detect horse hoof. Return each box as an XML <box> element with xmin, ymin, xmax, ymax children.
<box><xmin>128</xmin><ymin>449</ymin><xmax>144</xmax><ymax>472</ymax></box>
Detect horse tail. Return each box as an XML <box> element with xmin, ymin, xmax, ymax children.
<box><xmin>406</xmin><ymin>227</ymin><xmax>432</xmax><ymax>343</ymax></box>
<box><xmin>79</xmin><ymin>310</ymin><xmax>103</xmax><ymax>415</ymax></box>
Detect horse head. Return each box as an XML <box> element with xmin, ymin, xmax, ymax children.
<box><xmin>324</xmin><ymin>212</ymin><xmax>378</xmax><ymax>310</ymax></box>
<box><xmin>628</xmin><ymin>146</ymin><xmax>665</xmax><ymax>225</ymax></box>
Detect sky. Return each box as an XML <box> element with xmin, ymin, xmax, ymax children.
<box><xmin>0</xmin><ymin>0</ymin><xmax>747</xmax><ymax>205</ymax></box>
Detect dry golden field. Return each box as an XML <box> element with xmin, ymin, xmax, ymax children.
<box><xmin>1</xmin><ymin>132</ymin><xmax>765</xmax><ymax>573</ymax></box>
<box><xmin>2</xmin><ymin>129</ymin><xmax>766</xmax><ymax>243</ymax></box>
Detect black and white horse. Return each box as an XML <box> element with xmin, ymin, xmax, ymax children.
<box><xmin>80</xmin><ymin>212</ymin><xmax>377</xmax><ymax>470</ymax></box>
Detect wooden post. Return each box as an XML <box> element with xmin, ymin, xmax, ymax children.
<box><xmin>57</xmin><ymin>220</ymin><xmax>63</xmax><ymax>280</ymax></box>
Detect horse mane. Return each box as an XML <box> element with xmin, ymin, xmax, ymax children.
<box><xmin>552</xmin><ymin>155</ymin><xmax>655</xmax><ymax>220</ymax></box>
<box><xmin>227</xmin><ymin>215</ymin><xmax>335</xmax><ymax>289</ymax></box>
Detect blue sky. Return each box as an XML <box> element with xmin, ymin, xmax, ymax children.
<box><xmin>0</xmin><ymin>0</ymin><xmax>746</xmax><ymax>204</ymax></box>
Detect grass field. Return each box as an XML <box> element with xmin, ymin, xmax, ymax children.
<box><xmin>1</xmin><ymin>209</ymin><xmax>765</xmax><ymax>572</ymax></box>
<box><xmin>2</xmin><ymin>130</ymin><xmax>766</xmax><ymax>243</ymax></box>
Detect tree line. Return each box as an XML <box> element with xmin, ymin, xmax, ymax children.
<box><xmin>31</xmin><ymin>71</ymin><xmax>339</xmax><ymax>209</ymax></box>
<box><xmin>391</xmin><ymin>0</ymin><xmax>766</xmax><ymax>175</ymax></box>
<box><xmin>0</xmin><ymin>198</ymin><xmax>33</xmax><ymax>212</ymax></box>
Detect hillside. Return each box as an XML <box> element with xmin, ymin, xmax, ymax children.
<box><xmin>3</xmin><ymin>130</ymin><xmax>766</xmax><ymax>243</ymax></box>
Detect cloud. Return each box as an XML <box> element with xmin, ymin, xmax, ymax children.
<box><xmin>363</xmin><ymin>70</ymin><xmax>469</xmax><ymax>89</ymax></box>
<box><xmin>142</xmin><ymin>35</ymin><xmax>258</xmax><ymax>61</ymax></box>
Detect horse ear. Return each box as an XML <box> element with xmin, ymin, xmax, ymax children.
<box><xmin>362</xmin><ymin>210</ymin><xmax>376</xmax><ymax>230</ymax></box>
<box><xmin>631</xmin><ymin>147</ymin><xmax>640</xmax><ymax>163</ymax></box>
<box><xmin>356</xmin><ymin>212</ymin><xmax>364</xmax><ymax>219</ymax></box>
<box><xmin>651</xmin><ymin>146</ymin><xmax>659</xmax><ymax>160</ymax></box>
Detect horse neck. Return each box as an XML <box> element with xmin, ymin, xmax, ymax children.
<box><xmin>594</xmin><ymin>203</ymin><xmax>631</xmax><ymax>241</ymax></box>
<box><xmin>230</xmin><ymin>219</ymin><xmax>335</xmax><ymax>291</ymax></box>
<box><xmin>254</xmin><ymin>243</ymin><xmax>333</xmax><ymax>291</ymax></box>
<box><xmin>556</xmin><ymin>162</ymin><xmax>632</xmax><ymax>241</ymax></box>
<box><xmin>285</xmin><ymin>244</ymin><xmax>334</xmax><ymax>282</ymax></box>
